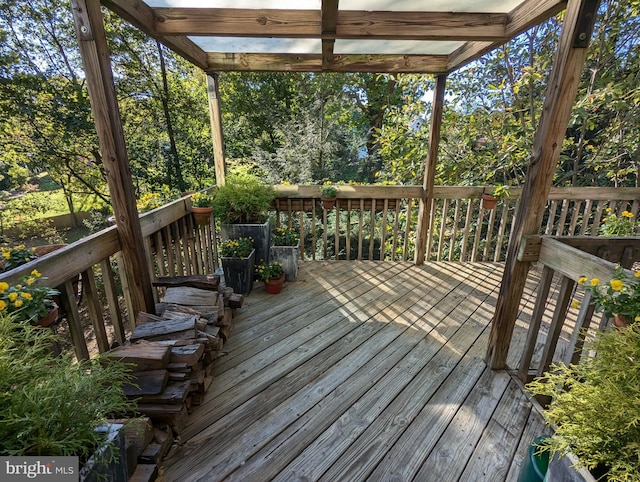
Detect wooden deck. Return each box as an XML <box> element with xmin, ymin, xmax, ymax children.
<box><xmin>160</xmin><ymin>261</ymin><xmax>551</xmax><ymax>482</ymax></box>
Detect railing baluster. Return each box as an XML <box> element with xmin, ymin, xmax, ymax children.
<box><xmin>545</xmin><ymin>200</ymin><xmax>558</xmax><ymax>235</ymax></box>
<box><xmin>154</xmin><ymin>231</ymin><xmax>166</xmax><ymax>277</ymax></box>
<box><xmin>391</xmin><ymin>201</ymin><xmax>400</xmax><ymax>262</ymax></box>
<box><xmin>493</xmin><ymin>201</ymin><xmax>510</xmax><ymax>262</ymax></box>
<box><xmin>100</xmin><ymin>257</ymin><xmax>125</xmax><ymax>345</ymax></box>
<box><xmin>460</xmin><ymin>199</ymin><xmax>474</xmax><ymax>262</ymax></box>
<box><xmin>115</xmin><ymin>251</ymin><xmax>135</xmax><ymax>330</ymax></box>
<box><xmin>482</xmin><ymin>206</ymin><xmax>497</xmax><ymax>262</ymax></box>
<box><xmin>565</xmin><ymin>290</ymin><xmax>596</xmax><ymax>366</ymax></box>
<box><xmin>335</xmin><ymin>201</ymin><xmax>340</xmax><ymax>260</ymax></box>
<box><xmin>82</xmin><ymin>267</ymin><xmax>110</xmax><ymax>353</ymax></box>
<box><xmin>143</xmin><ymin>237</ymin><xmax>159</xmax><ymax>304</ymax></box>
<box><xmin>471</xmin><ymin>206</ymin><xmax>485</xmax><ymax>262</ymax></box>
<box><xmin>402</xmin><ymin>199</ymin><xmax>413</xmax><ymax>262</ymax></box>
<box><xmin>60</xmin><ymin>279</ymin><xmax>89</xmax><ymax>361</ymax></box>
<box><xmin>163</xmin><ymin>226</ymin><xmax>176</xmax><ymax>276</ymax></box>
<box><xmin>426</xmin><ymin>199</ymin><xmax>437</xmax><ymax>261</ymax></box>
<box><xmin>346</xmin><ymin>200</ymin><xmax>351</xmax><ymax>261</ymax></box>
<box><xmin>568</xmin><ymin>200</ymin><xmax>581</xmax><ymax>235</ymax></box>
<box><xmin>579</xmin><ymin>199</ymin><xmax>593</xmax><ymax>235</ymax></box>
<box><xmin>380</xmin><ymin>200</ymin><xmax>388</xmax><ymax>261</ymax></box>
<box><xmin>449</xmin><ymin>199</ymin><xmax>460</xmax><ymax>262</ymax></box>
<box><xmin>555</xmin><ymin>199</ymin><xmax>570</xmax><ymax>235</ymax></box>
<box><xmin>358</xmin><ymin>199</ymin><xmax>364</xmax><ymax>261</ymax></box>
<box><xmin>368</xmin><ymin>201</ymin><xmax>375</xmax><ymax>260</ymax></box>
<box><xmin>591</xmin><ymin>200</ymin><xmax>605</xmax><ymax>235</ymax></box>
<box><xmin>436</xmin><ymin>199</ymin><xmax>448</xmax><ymax>261</ymax></box>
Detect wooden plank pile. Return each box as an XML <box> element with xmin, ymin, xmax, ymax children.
<box><xmin>103</xmin><ymin>275</ymin><xmax>244</xmax><ymax>481</ymax></box>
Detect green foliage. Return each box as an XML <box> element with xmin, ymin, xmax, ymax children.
<box><xmin>272</xmin><ymin>227</ymin><xmax>299</xmax><ymax>247</ymax></box>
<box><xmin>491</xmin><ymin>184</ymin><xmax>511</xmax><ymax>200</ymax></box>
<box><xmin>212</xmin><ymin>170</ymin><xmax>275</xmax><ymax>224</ymax></box>
<box><xmin>0</xmin><ymin>311</ymin><xmax>136</xmax><ymax>459</ymax></box>
<box><xmin>320</xmin><ymin>183</ymin><xmax>338</xmax><ymax>198</ymax></box>
<box><xmin>599</xmin><ymin>209</ymin><xmax>639</xmax><ymax>236</ymax></box>
<box><xmin>256</xmin><ymin>260</ymin><xmax>284</xmax><ymax>281</ymax></box>
<box><xmin>526</xmin><ymin>325</ymin><xmax>640</xmax><ymax>481</ymax></box>
<box><xmin>0</xmin><ymin>244</ymin><xmax>37</xmax><ymax>271</ymax></box>
<box><xmin>219</xmin><ymin>237</ymin><xmax>254</xmax><ymax>258</ymax></box>
<box><xmin>578</xmin><ymin>265</ymin><xmax>640</xmax><ymax>321</ymax></box>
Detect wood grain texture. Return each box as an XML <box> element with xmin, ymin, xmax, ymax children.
<box><xmin>160</xmin><ymin>262</ymin><xmax>552</xmax><ymax>482</ymax></box>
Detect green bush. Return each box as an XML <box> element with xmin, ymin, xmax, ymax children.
<box><xmin>212</xmin><ymin>171</ymin><xmax>275</xmax><ymax>224</ymax></box>
<box><xmin>0</xmin><ymin>312</ymin><xmax>136</xmax><ymax>460</ymax></box>
<box><xmin>526</xmin><ymin>325</ymin><xmax>640</xmax><ymax>482</ymax></box>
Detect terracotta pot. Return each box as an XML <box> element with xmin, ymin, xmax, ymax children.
<box><xmin>33</xmin><ymin>306</ymin><xmax>59</xmax><ymax>327</ymax></box>
<box><xmin>613</xmin><ymin>314</ymin><xmax>631</xmax><ymax>328</ymax></box>
<box><xmin>320</xmin><ymin>196</ymin><xmax>336</xmax><ymax>210</ymax></box>
<box><xmin>481</xmin><ymin>193</ymin><xmax>498</xmax><ymax>210</ymax></box>
<box><xmin>192</xmin><ymin>206</ymin><xmax>213</xmax><ymax>226</ymax></box>
<box><xmin>265</xmin><ymin>274</ymin><xmax>285</xmax><ymax>294</ymax></box>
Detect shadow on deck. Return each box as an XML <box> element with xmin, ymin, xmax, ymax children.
<box><xmin>160</xmin><ymin>261</ymin><xmax>551</xmax><ymax>482</ymax></box>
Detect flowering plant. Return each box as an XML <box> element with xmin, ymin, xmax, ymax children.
<box><xmin>0</xmin><ymin>270</ymin><xmax>60</xmax><ymax>324</ymax></box>
<box><xmin>256</xmin><ymin>261</ymin><xmax>284</xmax><ymax>281</ymax></box>
<box><xmin>0</xmin><ymin>245</ymin><xmax>37</xmax><ymax>272</ymax></box>
<box><xmin>219</xmin><ymin>237</ymin><xmax>254</xmax><ymax>258</ymax></box>
<box><xmin>599</xmin><ymin>208</ymin><xmax>639</xmax><ymax>236</ymax></box>
<box><xmin>272</xmin><ymin>227</ymin><xmax>299</xmax><ymax>246</ymax></box>
<box><xmin>320</xmin><ymin>182</ymin><xmax>337</xmax><ymax>198</ymax></box>
<box><xmin>192</xmin><ymin>191</ymin><xmax>215</xmax><ymax>208</ymax></box>
<box><xmin>578</xmin><ymin>265</ymin><xmax>640</xmax><ymax>322</ymax></box>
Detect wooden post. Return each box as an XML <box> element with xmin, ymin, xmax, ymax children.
<box><xmin>415</xmin><ymin>74</ymin><xmax>447</xmax><ymax>265</ymax></box>
<box><xmin>207</xmin><ymin>72</ymin><xmax>226</xmax><ymax>187</ymax></box>
<box><xmin>486</xmin><ymin>0</ymin><xmax>600</xmax><ymax>369</ymax></box>
<box><xmin>70</xmin><ymin>0</ymin><xmax>155</xmax><ymax>317</ymax></box>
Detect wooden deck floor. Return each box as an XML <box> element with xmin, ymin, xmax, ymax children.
<box><xmin>160</xmin><ymin>261</ymin><xmax>550</xmax><ymax>482</ymax></box>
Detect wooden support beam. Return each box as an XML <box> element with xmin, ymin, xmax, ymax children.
<box><xmin>70</xmin><ymin>0</ymin><xmax>155</xmax><ymax>317</ymax></box>
<box><xmin>206</xmin><ymin>73</ymin><xmax>226</xmax><ymax>187</ymax></box>
<box><xmin>486</xmin><ymin>0</ymin><xmax>601</xmax><ymax>369</ymax></box>
<box><xmin>321</xmin><ymin>0</ymin><xmax>338</xmax><ymax>70</ymax></box>
<box><xmin>415</xmin><ymin>74</ymin><xmax>446</xmax><ymax>265</ymax></box>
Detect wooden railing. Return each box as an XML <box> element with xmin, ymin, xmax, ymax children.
<box><xmin>0</xmin><ymin>196</ymin><xmax>217</xmax><ymax>361</ymax></box>
<box><xmin>516</xmin><ymin>236</ymin><xmax>640</xmax><ymax>383</ymax></box>
<box><xmin>273</xmin><ymin>186</ymin><xmax>640</xmax><ymax>262</ymax></box>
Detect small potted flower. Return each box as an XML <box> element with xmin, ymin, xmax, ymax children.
<box><xmin>219</xmin><ymin>237</ymin><xmax>255</xmax><ymax>295</ymax></box>
<box><xmin>320</xmin><ymin>182</ymin><xmax>338</xmax><ymax>210</ymax></box>
<box><xmin>0</xmin><ymin>245</ymin><xmax>37</xmax><ymax>272</ymax></box>
<box><xmin>0</xmin><ymin>270</ymin><xmax>60</xmax><ymax>326</ymax></box>
<box><xmin>191</xmin><ymin>191</ymin><xmax>216</xmax><ymax>226</ymax></box>
<box><xmin>578</xmin><ymin>265</ymin><xmax>640</xmax><ymax>328</ymax></box>
<box><xmin>270</xmin><ymin>227</ymin><xmax>300</xmax><ymax>282</ymax></box>
<box><xmin>481</xmin><ymin>184</ymin><xmax>510</xmax><ymax>210</ymax></box>
<box><xmin>256</xmin><ymin>261</ymin><xmax>285</xmax><ymax>294</ymax></box>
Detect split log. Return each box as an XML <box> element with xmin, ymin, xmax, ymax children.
<box><xmin>129</xmin><ymin>464</ymin><xmax>158</xmax><ymax>482</ymax></box>
<box><xmin>130</xmin><ymin>316</ymin><xmax>197</xmax><ymax>342</ymax></box>
<box><xmin>136</xmin><ymin>404</ymin><xmax>188</xmax><ymax>435</ymax></box>
<box><xmin>162</xmin><ymin>287</ymin><xmax>218</xmax><ymax>306</ymax></box>
<box><xmin>137</xmin><ymin>381</ymin><xmax>191</xmax><ymax>405</ymax></box>
<box><xmin>136</xmin><ymin>312</ymin><xmax>167</xmax><ymax>324</ymax></box>
<box><xmin>104</xmin><ymin>344</ymin><xmax>171</xmax><ymax>371</ymax></box>
<box><xmin>123</xmin><ymin>370</ymin><xmax>169</xmax><ymax>396</ymax></box>
<box><xmin>214</xmin><ymin>308</ymin><xmax>233</xmax><ymax>327</ymax></box>
<box><xmin>170</xmin><ymin>344</ymin><xmax>204</xmax><ymax>365</ymax></box>
<box><xmin>153</xmin><ymin>275</ymin><xmax>220</xmax><ymax>291</ymax></box>
<box><xmin>228</xmin><ymin>293</ymin><xmax>244</xmax><ymax>309</ymax></box>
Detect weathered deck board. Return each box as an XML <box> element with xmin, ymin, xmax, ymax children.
<box><xmin>160</xmin><ymin>262</ymin><xmax>551</xmax><ymax>482</ymax></box>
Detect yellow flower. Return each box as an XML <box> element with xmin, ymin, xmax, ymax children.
<box><xmin>8</xmin><ymin>292</ymin><xmax>18</xmax><ymax>302</ymax></box>
<box><xmin>0</xmin><ymin>282</ymin><xmax>8</xmax><ymax>293</ymax></box>
<box><xmin>605</xmin><ymin>207</ymin><xmax>613</xmax><ymax>213</ymax></box>
<box><xmin>20</xmin><ymin>292</ymin><xmax>32</xmax><ymax>300</ymax></box>
<box><xmin>31</xmin><ymin>270</ymin><xmax>41</xmax><ymax>278</ymax></box>
<box><xmin>26</xmin><ymin>277</ymin><xmax>35</xmax><ymax>286</ymax></box>
<box><xmin>590</xmin><ymin>278</ymin><xmax>600</xmax><ymax>287</ymax></box>
<box><xmin>577</xmin><ymin>277</ymin><xmax>587</xmax><ymax>285</ymax></box>
<box><xmin>0</xmin><ymin>300</ymin><xmax>5</xmax><ymax>311</ymax></box>
<box><xmin>2</xmin><ymin>252</ymin><xmax>9</xmax><ymax>259</ymax></box>
<box><xmin>14</xmin><ymin>300</ymin><xmax>23</xmax><ymax>308</ymax></box>
<box><xmin>610</xmin><ymin>279</ymin><xmax>624</xmax><ymax>291</ymax></box>
<box><xmin>635</xmin><ymin>270</ymin><xmax>640</xmax><ymax>278</ymax></box>
<box><xmin>636</xmin><ymin>316</ymin><xmax>640</xmax><ymax>322</ymax></box>
<box><xmin>571</xmin><ymin>300</ymin><xmax>579</xmax><ymax>309</ymax></box>
<box><xmin>622</xmin><ymin>211</ymin><xmax>634</xmax><ymax>218</ymax></box>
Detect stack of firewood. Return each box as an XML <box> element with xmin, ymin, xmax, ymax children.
<box><xmin>103</xmin><ymin>275</ymin><xmax>243</xmax><ymax>481</ymax></box>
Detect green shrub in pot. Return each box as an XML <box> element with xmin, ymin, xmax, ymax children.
<box><xmin>212</xmin><ymin>170</ymin><xmax>275</xmax><ymax>224</ymax></box>
<box><xmin>525</xmin><ymin>325</ymin><xmax>640</xmax><ymax>482</ymax></box>
<box><xmin>0</xmin><ymin>311</ymin><xmax>136</xmax><ymax>462</ymax></box>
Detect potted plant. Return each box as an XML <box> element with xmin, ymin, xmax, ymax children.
<box><xmin>213</xmin><ymin>170</ymin><xmax>276</xmax><ymax>264</ymax></box>
<box><xmin>0</xmin><ymin>270</ymin><xmax>60</xmax><ymax>326</ymax></box>
<box><xmin>481</xmin><ymin>184</ymin><xmax>510</xmax><ymax>210</ymax></box>
<box><xmin>270</xmin><ymin>227</ymin><xmax>300</xmax><ymax>282</ymax></box>
<box><xmin>577</xmin><ymin>265</ymin><xmax>640</xmax><ymax>327</ymax></box>
<box><xmin>525</xmin><ymin>324</ymin><xmax>640</xmax><ymax>482</ymax></box>
<box><xmin>256</xmin><ymin>261</ymin><xmax>285</xmax><ymax>294</ymax></box>
<box><xmin>191</xmin><ymin>191</ymin><xmax>215</xmax><ymax>226</ymax></box>
<box><xmin>0</xmin><ymin>244</ymin><xmax>37</xmax><ymax>272</ymax></box>
<box><xmin>598</xmin><ymin>208</ymin><xmax>639</xmax><ymax>236</ymax></box>
<box><xmin>0</xmin><ymin>311</ymin><xmax>136</xmax><ymax>476</ymax></box>
<box><xmin>219</xmin><ymin>237</ymin><xmax>255</xmax><ymax>295</ymax></box>
<box><xmin>320</xmin><ymin>182</ymin><xmax>338</xmax><ymax>210</ymax></box>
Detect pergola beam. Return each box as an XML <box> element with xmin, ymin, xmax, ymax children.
<box><xmin>153</xmin><ymin>8</ymin><xmax>508</xmax><ymax>41</ymax></box>
<box><xmin>207</xmin><ymin>53</ymin><xmax>448</xmax><ymax>73</ymax></box>
<box><xmin>70</xmin><ymin>0</ymin><xmax>156</xmax><ymax>318</ymax></box>
<box><xmin>486</xmin><ymin>0</ymin><xmax>600</xmax><ymax>369</ymax></box>
<box><xmin>102</xmin><ymin>0</ymin><xmax>208</xmax><ymax>69</ymax></box>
